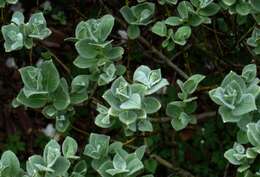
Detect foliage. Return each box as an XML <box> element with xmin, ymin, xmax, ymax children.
<box><xmin>95</xmin><ymin>65</ymin><xmax>169</xmax><ymax>136</ymax></box>
<box><xmin>0</xmin><ymin>0</ymin><xmax>18</xmax><ymax>8</ymax></box>
<box><xmin>0</xmin><ymin>137</ymin><xmax>87</xmax><ymax>177</ymax></box>
<box><xmin>84</xmin><ymin>133</ymin><xmax>151</xmax><ymax>177</ymax></box>
<box><xmin>1</xmin><ymin>0</ymin><xmax>260</xmax><ymax>177</ymax></box>
<box><xmin>210</xmin><ymin>64</ymin><xmax>260</xmax><ymax>176</ymax></box>
<box><xmin>120</xmin><ymin>2</ymin><xmax>155</xmax><ymax>39</ymax></box>
<box><xmin>166</xmin><ymin>74</ymin><xmax>205</xmax><ymax>130</ymax></box>
<box><xmin>1</xmin><ymin>11</ymin><xmax>51</xmax><ymax>52</ymax></box>
<box><xmin>71</xmin><ymin>14</ymin><xmax>125</xmax><ymax>86</ymax></box>
<box><xmin>12</xmin><ymin>60</ymin><xmax>89</xmax><ymax>132</ymax></box>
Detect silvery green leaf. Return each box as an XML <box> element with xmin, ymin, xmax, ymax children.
<box><xmin>242</xmin><ymin>64</ymin><xmax>257</xmax><ymax>83</ymax></box>
<box><xmin>127</xmin><ymin>25</ymin><xmax>140</xmax><ymax>39</ymax></box>
<box><xmin>0</xmin><ymin>151</ymin><xmax>20</xmax><ymax>177</ymax></box>
<box><xmin>120</xmin><ymin>93</ymin><xmax>142</xmax><ymax>110</ymax></box>
<box><xmin>171</xmin><ymin>112</ymin><xmax>192</xmax><ymax>131</ymax></box>
<box><xmin>70</xmin><ymin>79</ymin><xmax>88</xmax><ymax>104</ymax></box>
<box><xmin>183</xmin><ymin>74</ymin><xmax>205</xmax><ymax>94</ymax></box>
<box><xmin>247</xmin><ymin>121</ymin><xmax>260</xmax><ymax>147</ymax></box>
<box><xmin>113</xmin><ymin>153</ymin><xmax>127</xmax><ymax>170</ymax></box>
<box><xmin>50</xmin><ymin>156</ymin><xmax>70</xmax><ymax>176</ymax></box>
<box><xmin>198</xmin><ymin>3</ymin><xmax>220</xmax><ymax>16</ymax></box>
<box><xmin>40</xmin><ymin>60</ymin><xmax>60</xmax><ymax>92</ymax></box>
<box><xmin>53</xmin><ymin>78</ymin><xmax>70</xmax><ymax>110</ymax></box>
<box><xmin>62</xmin><ymin>136</ymin><xmax>79</xmax><ymax>159</ymax></box>
<box><xmin>1</xmin><ymin>24</ymin><xmax>23</xmax><ymax>52</ymax></box>
<box><xmin>75</xmin><ymin>39</ymin><xmax>98</xmax><ymax>59</ymax></box>
<box><xmin>42</xmin><ymin>105</ymin><xmax>57</xmax><ymax>118</ymax></box>
<box><xmin>232</xmin><ymin>94</ymin><xmax>256</xmax><ymax>116</ymax></box>
<box><xmin>119</xmin><ymin>110</ymin><xmax>137</xmax><ymax>125</ymax></box>
<box><xmin>177</xmin><ymin>1</ymin><xmax>191</xmax><ymax>19</ymax></box>
<box><xmin>143</xmin><ymin>97</ymin><xmax>161</xmax><ymax>114</ymax></box>
<box><xmin>28</xmin><ymin>12</ymin><xmax>52</xmax><ymax>40</ymax></box>
<box><xmin>165</xmin><ymin>16</ymin><xmax>183</xmax><ymax>26</ymax></box>
<box><xmin>16</xmin><ymin>90</ymin><xmax>48</xmax><ymax>108</ymax></box>
<box><xmin>26</xmin><ymin>155</ymin><xmax>45</xmax><ymax>176</ymax></box>
<box><xmin>138</xmin><ymin>119</ymin><xmax>153</xmax><ymax>132</ymax></box>
<box><xmin>73</xmin><ymin>56</ymin><xmax>97</xmax><ymax>69</ymax></box>
<box><xmin>43</xmin><ymin>140</ymin><xmax>61</xmax><ymax>168</ymax></box>
<box><xmin>173</xmin><ymin>26</ymin><xmax>192</xmax><ymax>46</ymax></box>
<box><xmin>96</xmin><ymin>14</ymin><xmax>114</xmax><ymax>42</ymax></box>
<box><xmin>72</xmin><ymin>160</ymin><xmax>87</xmax><ymax>176</ymax></box>
<box><xmin>219</xmin><ymin>106</ymin><xmax>243</xmax><ymax>123</ymax></box>
<box><xmin>151</xmin><ymin>21</ymin><xmax>167</xmax><ymax>37</ymax></box>
<box><xmin>95</xmin><ymin>113</ymin><xmax>113</xmax><ymax>128</ymax></box>
<box><xmin>84</xmin><ymin>133</ymin><xmax>110</xmax><ymax>160</ymax></box>
<box><xmin>6</xmin><ymin>0</ymin><xmax>18</xmax><ymax>4</ymax></box>
<box><xmin>11</xmin><ymin>11</ymin><xmax>24</xmax><ymax>25</ymax></box>
<box><xmin>126</xmin><ymin>153</ymin><xmax>144</xmax><ymax>175</ymax></box>
<box><xmin>166</xmin><ymin>101</ymin><xmax>184</xmax><ymax>118</ymax></box>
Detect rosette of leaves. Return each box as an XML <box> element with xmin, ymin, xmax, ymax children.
<box><xmin>1</xmin><ymin>11</ymin><xmax>51</xmax><ymax>52</ymax></box>
<box><xmin>224</xmin><ymin>143</ymin><xmax>254</xmax><ymax>174</ymax></box>
<box><xmin>220</xmin><ymin>0</ymin><xmax>260</xmax><ymax>16</ymax></box>
<box><xmin>209</xmin><ymin>64</ymin><xmax>260</xmax><ymax>123</ymax></box>
<box><xmin>72</xmin><ymin>14</ymin><xmax>125</xmax><ymax>86</ymax></box>
<box><xmin>0</xmin><ymin>0</ymin><xmax>18</xmax><ymax>8</ymax></box>
<box><xmin>84</xmin><ymin>133</ymin><xmax>150</xmax><ymax>177</ymax></box>
<box><xmin>166</xmin><ymin>74</ymin><xmax>205</xmax><ymax>131</ymax></box>
<box><xmin>95</xmin><ymin>65</ymin><xmax>169</xmax><ymax>136</ymax></box>
<box><xmin>151</xmin><ymin>0</ymin><xmax>220</xmax><ymax>50</ymax></box>
<box><xmin>247</xmin><ymin>27</ymin><xmax>260</xmax><ymax>55</ymax></box>
<box><xmin>0</xmin><ymin>137</ymin><xmax>88</xmax><ymax>177</ymax></box>
<box><xmin>120</xmin><ymin>2</ymin><xmax>155</xmax><ymax>39</ymax></box>
<box><xmin>12</xmin><ymin>60</ymin><xmax>89</xmax><ymax>132</ymax></box>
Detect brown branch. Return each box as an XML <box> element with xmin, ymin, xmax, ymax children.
<box><xmin>150</xmin><ymin>111</ymin><xmax>217</xmax><ymax>123</ymax></box>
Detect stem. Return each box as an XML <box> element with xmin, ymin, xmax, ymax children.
<box><xmin>29</xmin><ymin>48</ymin><xmax>33</xmax><ymax>65</ymax></box>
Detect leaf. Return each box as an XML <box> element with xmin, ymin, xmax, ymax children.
<box><xmin>119</xmin><ymin>110</ymin><xmax>137</xmax><ymax>125</ymax></box>
<box><xmin>242</xmin><ymin>64</ymin><xmax>257</xmax><ymax>83</ymax></box>
<box><xmin>16</xmin><ymin>90</ymin><xmax>48</xmax><ymax>108</ymax></box>
<box><xmin>62</xmin><ymin>136</ymin><xmax>79</xmax><ymax>159</ymax></box>
<box><xmin>1</xmin><ymin>151</ymin><xmax>20</xmax><ymax>177</ymax></box>
<box><xmin>177</xmin><ymin>1</ymin><xmax>190</xmax><ymax>19</ymax></box>
<box><xmin>170</xmin><ymin>112</ymin><xmax>191</xmax><ymax>131</ymax></box>
<box><xmin>143</xmin><ymin>97</ymin><xmax>161</xmax><ymax>114</ymax></box>
<box><xmin>120</xmin><ymin>93</ymin><xmax>142</xmax><ymax>110</ymax></box>
<box><xmin>11</xmin><ymin>11</ymin><xmax>24</xmax><ymax>25</ymax></box>
<box><xmin>165</xmin><ymin>16</ymin><xmax>182</xmax><ymax>26</ymax></box>
<box><xmin>173</xmin><ymin>26</ymin><xmax>192</xmax><ymax>45</ymax></box>
<box><xmin>75</xmin><ymin>39</ymin><xmax>98</xmax><ymax>59</ymax></box>
<box><xmin>43</xmin><ymin>140</ymin><xmax>61</xmax><ymax>167</ymax></box>
<box><xmin>183</xmin><ymin>74</ymin><xmax>205</xmax><ymax>94</ymax></box>
<box><xmin>97</xmin><ymin>14</ymin><xmax>115</xmax><ymax>41</ymax></box>
<box><xmin>232</xmin><ymin>94</ymin><xmax>257</xmax><ymax>116</ymax></box>
<box><xmin>198</xmin><ymin>3</ymin><xmax>220</xmax><ymax>16</ymax></box>
<box><xmin>113</xmin><ymin>153</ymin><xmax>127</xmax><ymax>170</ymax></box>
<box><xmin>40</xmin><ymin>60</ymin><xmax>60</xmax><ymax>92</ymax></box>
<box><xmin>151</xmin><ymin>21</ymin><xmax>167</xmax><ymax>37</ymax></box>
<box><xmin>53</xmin><ymin>79</ymin><xmax>70</xmax><ymax>110</ymax></box>
<box><xmin>138</xmin><ymin>120</ymin><xmax>153</xmax><ymax>132</ymax></box>
<box><xmin>127</xmin><ymin>25</ymin><xmax>140</xmax><ymax>39</ymax></box>
<box><xmin>219</xmin><ymin>106</ymin><xmax>242</xmax><ymax>123</ymax></box>
<box><xmin>250</xmin><ymin>0</ymin><xmax>260</xmax><ymax>12</ymax></box>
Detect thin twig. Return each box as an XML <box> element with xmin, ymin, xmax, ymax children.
<box><xmin>150</xmin><ymin>111</ymin><xmax>216</xmax><ymax>123</ymax></box>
